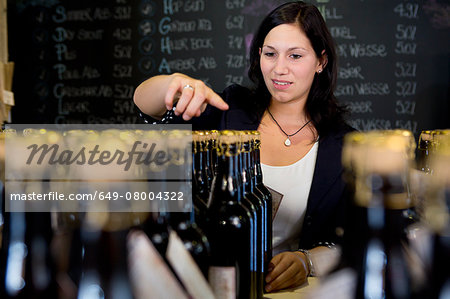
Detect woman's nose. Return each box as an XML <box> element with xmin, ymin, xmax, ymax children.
<box><xmin>273</xmin><ymin>57</ymin><xmax>288</xmax><ymax>75</ymax></box>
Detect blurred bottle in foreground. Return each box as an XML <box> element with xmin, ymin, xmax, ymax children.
<box><xmin>310</xmin><ymin>130</ymin><xmax>423</xmax><ymax>299</ymax></box>
<box><xmin>0</xmin><ymin>129</ymin><xmax>58</xmax><ymax>299</ymax></box>
<box><xmin>423</xmin><ymin>134</ymin><xmax>450</xmax><ymax>298</ymax></box>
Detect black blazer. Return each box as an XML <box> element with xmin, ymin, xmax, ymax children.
<box><xmin>139</xmin><ymin>84</ymin><xmax>353</xmax><ymax>249</ymax></box>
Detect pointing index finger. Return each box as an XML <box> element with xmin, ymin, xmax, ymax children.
<box><xmin>205</xmin><ymin>89</ymin><xmax>229</xmax><ymax>111</ymax></box>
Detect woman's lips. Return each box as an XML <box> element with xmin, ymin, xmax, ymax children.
<box><xmin>272</xmin><ymin>79</ymin><xmax>292</xmax><ymax>90</ymax></box>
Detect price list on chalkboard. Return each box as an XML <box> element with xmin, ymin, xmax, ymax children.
<box><xmin>8</xmin><ymin>0</ymin><xmax>449</xmax><ymax>131</ymax></box>
<box><xmin>318</xmin><ymin>0</ymin><xmax>449</xmax><ymax>134</ymax></box>
<box><xmin>9</xmin><ymin>0</ymin><xmax>282</xmax><ymax>124</ymax></box>
<box><xmin>51</xmin><ymin>1</ymin><xmax>139</xmax><ymax>124</ymax></box>
<box><xmin>136</xmin><ymin>0</ymin><xmax>221</xmax><ymax>86</ymax></box>
<box><xmin>10</xmin><ymin>0</ymin><xmax>140</xmax><ymax>124</ymax></box>
<box><xmin>136</xmin><ymin>0</ymin><xmax>283</xmax><ymax>91</ymax></box>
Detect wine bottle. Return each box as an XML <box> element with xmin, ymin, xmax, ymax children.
<box><xmin>423</xmin><ymin>134</ymin><xmax>450</xmax><ymax>299</ymax></box>
<box><xmin>388</xmin><ymin>130</ymin><xmax>419</xmax><ymax>226</ymax></box>
<box><xmin>167</xmin><ymin>130</ymin><xmax>211</xmax><ymax>279</ymax></box>
<box><xmin>136</xmin><ymin>130</ymin><xmax>171</xmax><ymax>259</ymax></box>
<box><xmin>208</xmin><ymin>130</ymin><xmax>219</xmax><ymax>177</ymax></box>
<box><xmin>197</xmin><ymin>131</ymin><xmax>214</xmax><ymax>198</ymax></box>
<box><xmin>251</xmin><ymin>131</ymin><xmax>273</xmax><ymax>275</ymax></box>
<box><xmin>76</xmin><ymin>217</ymin><xmax>135</xmax><ymax>299</ymax></box>
<box><xmin>104</xmin><ymin>229</ymin><xmax>135</xmax><ymax>299</ymax></box>
<box><xmin>192</xmin><ymin>131</ymin><xmax>211</xmax><ymax>228</ymax></box>
<box><xmin>206</xmin><ymin>130</ymin><xmax>256</xmax><ymax>299</ymax></box>
<box><xmin>319</xmin><ymin>131</ymin><xmax>418</xmax><ymax>299</ymax></box>
<box><xmin>240</xmin><ymin>131</ymin><xmax>265</xmax><ymax>298</ymax></box>
<box><xmin>0</xmin><ymin>212</ymin><xmax>58</xmax><ymax>299</ymax></box>
<box><xmin>0</xmin><ymin>130</ymin><xmax>57</xmax><ymax>299</ymax></box>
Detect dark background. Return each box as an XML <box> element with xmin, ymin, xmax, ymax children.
<box><xmin>7</xmin><ymin>0</ymin><xmax>450</xmax><ymax>138</ymax></box>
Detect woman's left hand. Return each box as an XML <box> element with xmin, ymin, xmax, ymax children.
<box><xmin>265</xmin><ymin>251</ymin><xmax>309</xmax><ymax>292</ymax></box>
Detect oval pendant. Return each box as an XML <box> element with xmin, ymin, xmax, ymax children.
<box><xmin>284</xmin><ymin>138</ymin><xmax>291</xmax><ymax>147</ymax></box>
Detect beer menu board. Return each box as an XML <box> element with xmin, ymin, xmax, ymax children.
<box><xmin>7</xmin><ymin>0</ymin><xmax>449</xmax><ymax>134</ymax></box>
<box><xmin>322</xmin><ymin>0</ymin><xmax>449</xmax><ymax>134</ymax></box>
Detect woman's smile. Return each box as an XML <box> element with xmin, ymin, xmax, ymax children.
<box><xmin>272</xmin><ymin>79</ymin><xmax>293</xmax><ymax>89</ymax></box>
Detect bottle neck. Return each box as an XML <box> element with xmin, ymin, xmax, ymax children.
<box><xmin>193</xmin><ymin>142</ymin><xmax>211</xmax><ymax>193</ymax></box>
<box><xmin>210</xmin><ymin>144</ymin><xmax>242</xmax><ymax>206</ymax></box>
<box><xmin>192</xmin><ymin>142</ymin><xmax>199</xmax><ymax>176</ymax></box>
<box><xmin>241</xmin><ymin>142</ymin><xmax>255</xmax><ymax>193</ymax></box>
<box><xmin>209</xmin><ymin>138</ymin><xmax>218</xmax><ymax>175</ymax></box>
<box><xmin>201</xmin><ymin>146</ymin><xmax>213</xmax><ymax>186</ymax></box>
<box><xmin>252</xmin><ymin>142</ymin><xmax>264</xmax><ymax>185</ymax></box>
<box><xmin>203</xmin><ymin>140</ymin><xmax>213</xmax><ymax>179</ymax></box>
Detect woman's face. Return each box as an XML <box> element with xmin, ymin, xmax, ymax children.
<box><xmin>260</xmin><ymin>23</ymin><xmax>324</xmax><ymax>105</ymax></box>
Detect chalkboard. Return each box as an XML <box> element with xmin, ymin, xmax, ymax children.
<box><xmin>7</xmin><ymin>0</ymin><xmax>450</xmax><ymax>136</ymax></box>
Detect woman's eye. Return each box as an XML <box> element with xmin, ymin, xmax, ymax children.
<box><xmin>290</xmin><ymin>54</ymin><xmax>302</xmax><ymax>59</ymax></box>
<box><xmin>263</xmin><ymin>52</ymin><xmax>275</xmax><ymax>57</ymax></box>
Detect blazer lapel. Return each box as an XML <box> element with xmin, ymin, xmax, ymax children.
<box><xmin>306</xmin><ymin>132</ymin><xmax>344</xmax><ymax>212</ymax></box>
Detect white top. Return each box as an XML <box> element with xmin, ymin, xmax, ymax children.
<box><xmin>261</xmin><ymin>141</ymin><xmax>318</xmax><ymax>255</ymax></box>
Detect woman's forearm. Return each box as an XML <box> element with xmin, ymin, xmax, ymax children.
<box><xmin>133</xmin><ymin>74</ymin><xmax>176</xmax><ymax>118</ymax></box>
<box><xmin>133</xmin><ymin>73</ymin><xmax>228</xmax><ymax>121</ymax></box>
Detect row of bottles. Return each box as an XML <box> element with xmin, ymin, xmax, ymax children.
<box><xmin>0</xmin><ymin>128</ymin><xmax>273</xmax><ymax>298</ymax></box>
<box><xmin>192</xmin><ymin>130</ymin><xmax>273</xmax><ymax>299</ymax></box>
<box><xmin>310</xmin><ymin>129</ymin><xmax>450</xmax><ymax>299</ymax></box>
<box><xmin>0</xmin><ymin>128</ymin><xmax>210</xmax><ymax>298</ymax></box>
<box><xmin>198</xmin><ymin>130</ymin><xmax>272</xmax><ymax>299</ymax></box>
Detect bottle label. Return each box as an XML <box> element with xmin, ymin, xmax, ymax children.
<box><xmin>208</xmin><ymin>266</ymin><xmax>236</xmax><ymax>299</ymax></box>
<box><xmin>127</xmin><ymin>231</ymin><xmax>189</xmax><ymax>299</ymax></box>
<box><xmin>166</xmin><ymin>231</ymin><xmax>215</xmax><ymax>299</ymax></box>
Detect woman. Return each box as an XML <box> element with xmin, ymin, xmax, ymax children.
<box><xmin>134</xmin><ymin>1</ymin><xmax>353</xmax><ymax>292</ymax></box>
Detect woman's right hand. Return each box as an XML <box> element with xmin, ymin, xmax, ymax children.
<box><xmin>165</xmin><ymin>73</ymin><xmax>229</xmax><ymax>121</ymax></box>
<box><xmin>265</xmin><ymin>251</ymin><xmax>309</xmax><ymax>292</ymax></box>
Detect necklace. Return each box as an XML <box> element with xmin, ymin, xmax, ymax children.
<box><xmin>267</xmin><ymin>108</ymin><xmax>311</xmax><ymax>147</ymax></box>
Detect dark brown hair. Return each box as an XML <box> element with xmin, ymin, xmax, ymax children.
<box><xmin>248</xmin><ymin>1</ymin><xmax>348</xmax><ymax>137</ymax></box>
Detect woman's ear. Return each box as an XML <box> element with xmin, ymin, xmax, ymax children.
<box><xmin>319</xmin><ymin>49</ymin><xmax>328</xmax><ymax>70</ymax></box>
<box><xmin>259</xmin><ymin>47</ymin><xmax>262</xmax><ymax>55</ymax></box>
